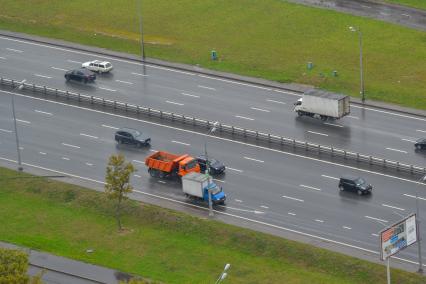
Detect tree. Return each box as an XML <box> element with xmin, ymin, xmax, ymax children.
<box><xmin>105</xmin><ymin>154</ymin><xmax>136</xmax><ymax>230</ymax></box>
<box><xmin>0</xmin><ymin>248</ymin><xmax>45</xmax><ymax>284</ymax></box>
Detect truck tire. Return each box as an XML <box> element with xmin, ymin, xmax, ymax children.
<box><xmin>159</xmin><ymin>171</ymin><xmax>166</xmax><ymax>179</ymax></box>
<box><xmin>297</xmin><ymin>111</ymin><xmax>303</xmax><ymax>117</ymax></box>
<box><xmin>320</xmin><ymin>115</ymin><xmax>328</xmax><ymax>121</ymax></box>
<box><xmin>148</xmin><ymin>168</ymin><xmax>157</xmax><ymax>177</ymax></box>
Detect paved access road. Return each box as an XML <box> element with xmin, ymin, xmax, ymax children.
<box><xmin>0</xmin><ymin>35</ymin><xmax>425</xmax><ymax>168</ymax></box>
<box><xmin>287</xmin><ymin>0</ymin><xmax>426</xmax><ymax>31</ymax></box>
<box><xmin>0</xmin><ymin>91</ymin><xmax>424</xmax><ymax>267</ymax></box>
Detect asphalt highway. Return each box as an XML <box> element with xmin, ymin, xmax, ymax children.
<box><xmin>0</xmin><ymin>36</ymin><xmax>425</xmax><ymax>168</ymax></box>
<box><xmin>1</xmin><ymin>91</ymin><xmax>425</xmax><ymax>265</ymax></box>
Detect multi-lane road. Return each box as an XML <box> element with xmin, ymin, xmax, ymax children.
<box><xmin>1</xmin><ymin>35</ymin><xmax>425</xmax><ymax>168</ymax></box>
<box><xmin>1</xmin><ymin>90</ymin><xmax>425</xmax><ymax>266</ymax></box>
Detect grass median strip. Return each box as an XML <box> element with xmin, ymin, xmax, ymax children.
<box><xmin>0</xmin><ymin>167</ymin><xmax>425</xmax><ymax>283</ymax></box>
<box><xmin>0</xmin><ymin>0</ymin><xmax>425</xmax><ymax>110</ymax></box>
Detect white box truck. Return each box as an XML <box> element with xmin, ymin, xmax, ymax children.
<box><xmin>294</xmin><ymin>89</ymin><xmax>350</xmax><ymax>120</ymax></box>
<box><xmin>182</xmin><ymin>172</ymin><xmax>226</xmax><ymax>205</ymax></box>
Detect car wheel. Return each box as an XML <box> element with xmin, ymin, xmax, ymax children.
<box><xmin>357</xmin><ymin>190</ymin><xmax>363</xmax><ymax>196</ymax></box>
<box><xmin>339</xmin><ymin>185</ymin><xmax>344</xmax><ymax>191</ymax></box>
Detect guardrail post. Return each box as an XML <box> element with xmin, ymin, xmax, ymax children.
<box><xmin>243</xmin><ymin>129</ymin><xmax>246</xmax><ymax>137</ymax></box>
<box><xmin>114</xmin><ymin>101</ymin><xmax>117</xmax><ymax>109</ymax></box>
<box><xmin>384</xmin><ymin>160</ymin><xmax>386</xmax><ymax>168</ymax></box>
<box><xmin>356</xmin><ymin>153</ymin><xmax>359</xmax><ymax>161</ymax></box>
<box><xmin>102</xmin><ymin>98</ymin><xmax>105</xmax><ymax>106</ymax></box>
<box><xmin>369</xmin><ymin>156</ymin><xmax>372</xmax><ymax>165</ymax></box>
<box><xmin>305</xmin><ymin>142</ymin><xmax>308</xmax><ymax>151</ymax></box>
<box><xmin>171</xmin><ymin>113</ymin><xmax>175</xmax><ymax>121</ymax></box>
<box><xmin>281</xmin><ymin>137</ymin><xmax>284</xmax><ymax>145</ymax></box>
<box><xmin>160</xmin><ymin>111</ymin><xmax>163</xmax><ymax>119</ymax></box>
<box><xmin>411</xmin><ymin>165</ymin><xmax>413</xmax><ymax>174</ymax></box>
<box><xmin>331</xmin><ymin>147</ymin><xmax>334</xmax><ymax>157</ymax></box>
<box><xmin>396</xmin><ymin>162</ymin><xmax>400</xmax><ymax>171</ymax></box>
<box><xmin>268</xmin><ymin>133</ymin><xmax>270</xmax><ymax>142</ymax></box>
<box><xmin>293</xmin><ymin>139</ymin><xmax>296</xmax><ymax>148</ymax></box>
<box><xmin>44</xmin><ymin>86</ymin><xmax>47</xmax><ymax>95</ymax></box>
<box><xmin>318</xmin><ymin>145</ymin><xmax>320</xmax><ymax>152</ymax></box>
<box><xmin>344</xmin><ymin>151</ymin><xmax>347</xmax><ymax>159</ymax></box>
<box><xmin>32</xmin><ymin>84</ymin><xmax>35</xmax><ymax>92</ymax></box>
<box><xmin>193</xmin><ymin>117</ymin><xmax>195</xmax><ymax>125</ymax></box>
<box><xmin>182</xmin><ymin>115</ymin><xmax>186</xmax><ymax>124</ymax></box>
<box><xmin>136</xmin><ymin>106</ymin><xmax>140</xmax><ymax>114</ymax></box>
<box><xmin>232</xmin><ymin>126</ymin><xmax>234</xmax><ymax>135</ymax></box>
<box><xmin>256</xmin><ymin>132</ymin><xmax>259</xmax><ymax>140</ymax></box>
<box><xmin>125</xmin><ymin>103</ymin><xmax>128</xmax><ymax>112</ymax></box>
<box><xmin>66</xmin><ymin>91</ymin><xmax>69</xmax><ymax>100</ymax></box>
<box><xmin>148</xmin><ymin>108</ymin><xmax>151</xmax><ymax>116</ymax></box>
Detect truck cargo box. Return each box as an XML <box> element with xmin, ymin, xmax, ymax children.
<box><xmin>296</xmin><ymin>89</ymin><xmax>350</xmax><ymax>119</ymax></box>
<box><xmin>145</xmin><ymin>151</ymin><xmax>188</xmax><ymax>173</ymax></box>
<box><xmin>182</xmin><ymin>172</ymin><xmax>212</xmax><ymax>198</ymax></box>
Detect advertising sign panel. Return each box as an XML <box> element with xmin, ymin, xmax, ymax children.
<box><xmin>380</xmin><ymin>214</ymin><xmax>417</xmax><ymax>260</ymax></box>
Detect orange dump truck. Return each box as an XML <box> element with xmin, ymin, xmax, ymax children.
<box><xmin>145</xmin><ymin>151</ymin><xmax>200</xmax><ymax>178</ymax></box>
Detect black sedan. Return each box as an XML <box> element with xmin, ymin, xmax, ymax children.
<box><xmin>196</xmin><ymin>155</ymin><xmax>226</xmax><ymax>175</ymax></box>
<box><xmin>65</xmin><ymin>68</ymin><xmax>96</xmax><ymax>83</ymax></box>
<box><xmin>115</xmin><ymin>128</ymin><xmax>151</xmax><ymax>147</ymax></box>
<box><xmin>415</xmin><ymin>138</ymin><xmax>426</xmax><ymax>150</ymax></box>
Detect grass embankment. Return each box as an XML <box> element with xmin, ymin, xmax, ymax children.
<box><xmin>384</xmin><ymin>0</ymin><xmax>426</xmax><ymax>10</ymax></box>
<box><xmin>0</xmin><ymin>167</ymin><xmax>425</xmax><ymax>283</ymax></box>
<box><xmin>0</xmin><ymin>0</ymin><xmax>425</xmax><ymax>110</ymax></box>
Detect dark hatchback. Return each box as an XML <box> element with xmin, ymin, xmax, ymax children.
<box><xmin>415</xmin><ymin>138</ymin><xmax>426</xmax><ymax>150</ymax></box>
<box><xmin>114</xmin><ymin>128</ymin><xmax>151</xmax><ymax>147</ymax></box>
<box><xmin>196</xmin><ymin>155</ymin><xmax>226</xmax><ymax>175</ymax></box>
<box><xmin>338</xmin><ymin>176</ymin><xmax>372</xmax><ymax>195</ymax></box>
<box><xmin>65</xmin><ymin>68</ymin><xmax>96</xmax><ymax>83</ymax></box>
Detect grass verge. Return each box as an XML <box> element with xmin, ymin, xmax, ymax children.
<box><xmin>0</xmin><ymin>0</ymin><xmax>425</xmax><ymax>110</ymax></box>
<box><xmin>0</xmin><ymin>167</ymin><xmax>425</xmax><ymax>283</ymax></box>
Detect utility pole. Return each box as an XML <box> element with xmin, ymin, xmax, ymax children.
<box><xmin>349</xmin><ymin>26</ymin><xmax>365</xmax><ymax>103</ymax></box>
<box><xmin>138</xmin><ymin>0</ymin><xmax>146</xmax><ymax>75</ymax></box>
<box><xmin>204</xmin><ymin>121</ymin><xmax>218</xmax><ymax>217</ymax></box>
<box><xmin>415</xmin><ymin>175</ymin><xmax>426</xmax><ymax>273</ymax></box>
<box><xmin>11</xmin><ymin>79</ymin><xmax>26</xmax><ymax>171</ymax></box>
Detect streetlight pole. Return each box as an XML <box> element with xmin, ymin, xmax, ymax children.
<box><xmin>137</xmin><ymin>0</ymin><xmax>146</xmax><ymax>75</ymax></box>
<box><xmin>215</xmin><ymin>263</ymin><xmax>230</xmax><ymax>284</ymax></box>
<box><xmin>205</xmin><ymin>121</ymin><xmax>218</xmax><ymax>217</ymax></box>
<box><xmin>11</xmin><ymin>80</ymin><xmax>26</xmax><ymax>171</ymax></box>
<box><xmin>349</xmin><ymin>26</ymin><xmax>365</xmax><ymax>103</ymax></box>
<box><xmin>415</xmin><ymin>174</ymin><xmax>426</xmax><ymax>273</ymax></box>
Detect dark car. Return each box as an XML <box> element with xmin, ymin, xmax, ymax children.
<box><xmin>115</xmin><ymin>128</ymin><xmax>151</xmax><ymax>147</ymax></box>
<box><xmin>196</xmin><ymin>155</ymin><xmax>226</xmax><ymax>175</ymax></box>
<box><xmin>415</xmin><ymin>138</ymin><xmax>426</xmax><ymax>150</ymax></box>
<box><xmin>65</xmin><ymin>68</ymin><xmax>96</xmax><ymax>83</ymax></box>
<box><xmin>339</xmin><ymin>176</ymin><xmax>372</xmax><ymax>195</ymax></box>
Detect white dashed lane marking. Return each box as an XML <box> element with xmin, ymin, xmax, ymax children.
<box><xmin>250</xmin><ymin>107</ymin><xmax>270</xmax><ymax>113</ymax></box>
<box><xmin>385</xmin><ymin>147</ymin><xmax>407</xmax><ymax>154</ymax></box>
<box><xmin>282</xmin><ymin>195</ymin><xmax>304</xmax><ymax>202</ymax></box>
<box><xmin>35</xmin><ymin>110</ymin><xmax>53</xmax><ymax>116</ymax></box>
<box><xmin>61</xmin><ymin>143</ymin><xmax>80</xmax><ymax>149</ymax></box>
<box><xmin>132</xmin><ymin>160</ymin><xmax>145</xmax><ymax>164</ymax></box>
<box><xmin>34</xmin><ymin>74</ymin><xmax>52</xmax><ymax>79</ymax></box>
<box><xmin>382</xmin><ymin>203</ymin><xmax>405</xmax><ymax>211</ymax></box>
<box><xmin>16</xmin><ymin>119</ymin><xmax>30</xmax><ymax>124</ymax></box>
<box><xmin>288</xmin><ymin>212</ymin><xmax>296</xmax><ymax>216</ymax></box>
<box><xmin>235</xmin><ymin>115</ymin><xmax>254</xmax><ymax>121</ymax></box>
<box><xmin>131</xmin><ymin>72</ymin><xmax>148</xmax><ymax>77</ymax></box>
<box><xmin>243</xmin><ymin>156</ymin><xmax>264</xmax><ymax>163</ymax></box>
<box><xmin>181</xmin><ymin>92</ymin><xmax>200</xmax><ymax>98</ymax></box>
<box><xmin>166</xmin><ymin>100</ymin><xmax>184</xmax><ymax>106</ymax></box>
<box><xmin>115</xmin><ymin>80</ymin><xmax>133</xmax><ymax>85</ymax></box>
<box><xmin>98</xmin><ymin>87</ymin><xmax>117</xmax><ymax>92</ymax></box>
<box><xmin>299</xmin><ymin>184</ymin><xmax>321</xmax><ymax>191</ymax></box>
<box><xmin>198</xmin><ymin>85</ymin><xmax>216</xmax><ymax>91</ymax></box>
<box><xmin>315</xmin><ymin>219</ymin><xmax>324</xmax><ymax>223</ymax></box>
<box><xmin>39</xmin><ymin>152</ymin><xmax>46</xmax><ymax>155</ymax></box>
<box><xmin>62</xmin><ymin>157</ymin><xmax>70</xmax><ymax>161</ymax></box>
<box><xmin>227</xmin><ymin>167</ymin><xmax>243</xmax><ymax>173</ymax></box>
<box><xmin>365</xmin><ymin>216</ymin><xmax>388</xmax><ymax>223</ymax></box>
<box><xmin>51</xmin><ymin>67</ymin><xmax>68</xmax><ymax>71</ymax></box>
<box><xmin>266</xmin><ymin>99</ymin><xmax>286</xmax><ymax>105</ymax></box>
<box><xmin>323</xmin><ymin>122</ymin><xmax>343</xmax><ymax>128</ymax></box>
<box><xmin>80</xmin><ymin>133</ymin><xmax>99</xmax><ymax>139</ymax></box>
<box><xmin>321</xmin><ymin>174</ymin><xmax>339</xmax><ymax>180</ymax></box>
<box><xmin>343</xmin><ymin>226</ymin><xmax>352</xmax><ymax>230</ymax></box>
<box><xmin>307</xmin><ymin>130</ymin><xmax>328</xmax><ymax>137</ymax></box>
<box><xmin>67</xmin><ymin>59</ymin><xmax>82</xmax><ymax>64</ymax></box>
<box><xmin>403</xmin><ymin>194</ymin><xmax>426</xmax><ymax>201</ymax></box>
<box><xmin>171</xmin><ymin>140</ymin><xmax>190</xmax><ymax>146</ymax></box>
<box><xmin>101</xmin><ymin>124</ymin><xmax>119</xmax><ymax>130</ymax></box>
<box><xmin>6</xmin><ymin>48</ymin><xmax>23</xmax><ymax>53</ymax></box>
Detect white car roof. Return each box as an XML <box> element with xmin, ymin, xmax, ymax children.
<box><xmin>88</xmin><ymin>60</ymin><xmax>111</xmax><ymax>65</ymax></box>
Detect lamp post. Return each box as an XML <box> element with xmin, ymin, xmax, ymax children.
<box><xmin>215</xmin><ymin>263</ymin><xmax>230</xmax><ymax>284</ymax></box>
<box><xmin>349</xmin><ymin>26</ymin><xmax>365</xmax><ymax>103</ymax></box>
<box><xmin>205</xmin><ymin>121</ymin><xmax>218</xmax><ymax>217</ymax></box>
<box><xmin>11</xmin><ymin>80</ymin><xmax>26</xmax><ymax>171</ymax></box>
<box><xmin>137</xmin><ymin>0</ymin><xmax>146</xmax><ymax>75</ymax></box>
<box><xmin>415</xmin><ymin>174</ymin><xmax>426</xmax><ymax>273</ymax></box>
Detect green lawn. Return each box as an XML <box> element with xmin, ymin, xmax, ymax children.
<box><xmin>0</xmin><ymin>167</ymin><xmax>425</xmax><ymax>283</ymax></box>
<box><xmin>0</xmin><ymin>0</ymin><xmax>425</xmax><ymax>110</ymax></box>
<box><xmin>384</xmin><ymin>0</ymin><xmax>426</xmax><ymax>10</ymax></box>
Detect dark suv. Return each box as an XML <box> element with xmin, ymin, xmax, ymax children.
<box><xmin>415</xmin><ymin>138</ymin><xmax>426</xmax><ymax>150</ymax></box>
<box><xmin>65</xmin><ymin>68</ymin><xmax>96</xmax><ymax>83</ymax></box>
<box><xmin>196</xmin><ymin>155</ymin><xmax>226</xmax><ymax>175</ymax></box>
<box><xmin>338</xmin><ymin>176</ymin><xmax>372</xmax><ymax>195</ymax></box>
<box><xmin>115</xmin><ymin>128</ymin><xmax>151</xmax><ymax>147</ymax></box>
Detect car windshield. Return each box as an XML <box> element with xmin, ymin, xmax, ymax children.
<box><xmin>106</xmin><ymin>63</ymin><xmax>112</xmax><ymax>67</ymax></box>
<box><xmin>126</xmin><ymin>129</ymin><xmax>141</xmax><ymax>137</ymax></box>
<box><xmin>355</xmin><ymin>178</ymin><xmax>366</xmax><ymax>186</ymax></box>
<box><xmin>185</xmin><ymin>159</ymin><xmax>198</xmax><ymax>170</ymax></box>
<box><xmin>209</xmin><ymin>185</ymin><xmax>221</xmax><ymax>195</ymax></box>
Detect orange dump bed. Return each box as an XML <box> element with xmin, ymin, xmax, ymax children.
<box><xmin>145</xmin><ymin>151</ymin><xmax>189</xmax><ymax>173</ymax></box>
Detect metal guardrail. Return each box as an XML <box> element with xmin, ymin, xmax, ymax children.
<box><xmin>1</xmin><ymin>77</ymin><xmax>425</xmax><ymax>176</ymax></box>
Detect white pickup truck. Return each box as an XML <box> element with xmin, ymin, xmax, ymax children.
<box><xmin>82</xmin><ymin>60</ymin><xmax>113</xmax><ymax>73</ymax></box>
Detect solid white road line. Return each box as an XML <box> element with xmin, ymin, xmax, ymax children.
<box><xmin>244</xmin><ymin>156</ymin><xmax>264</xmax><ymax>163</ymax></box>
<box><xmin>39</xmin><ymin>152</ymin><xmax>46</xmax><ymax>155</ymax></box>
<box><xmin>416</xmin><ymin>129</ymin><xmax>426</xmax><ymax>133</ymax></box>
<box><xmin>365</xmin><ymin>216</ymin><xmax>388</xmax><ymax>223</ymax></box>
<box><xmin>80</xmin><ymin>133</ymin><xmax>98</xmax><ymax>139</ymax></box>
<box><xmin>382</xmin><ymin>203</ymin><xmax>405</xmax><ymax>211</ymax></box>
<box><xmin>235</xmin><ymin>115</ymin><xmax>254</xmax><ymax>121</ymax></box>
<box><xmin>0</xmin><ymin>128</ymin><xmax>12</xmax><ymax>133</ymax></box>
<box><xmin>282</xmin><ymin>195</ymin><xmax>304</xmax><ymax>202</ymax></box>
<box><xmin>16</xmin><ymin>119</ymin><xmax>31</xmax><ymax>124</ymax></box>
<box><xmin>351</xmin><ymin>105</ymin><xmax>426</xmax><ymax>122</ymax></box>
<box><xmin>323</xmin><ymin>122</ymin><xmax>343</xmax><ymax>128</ymax></box>
<box><xmin>403</xmin><ymin>194</ymin><xmax>426</xmax><ymax>201</ymax></box>
<box><xmin>67</xmin><ymin>59</ymin><xmax>82</xmax><ymax>64</ymax></box>
<box><xmin>222</xmin><ymin>206</ymin><xmax>264</xmax><ymax>214</ymax></box>
<box><xmin>51</xmin><ymin>67</ymin><xmax>68</xmax><ymax>71</ymax></box>
<box><xmin>181</xmin><ymin>92</ymin><xmax>200</xmax><ymax>98</ymax></box>
<box><xmin>198</xmin><ymin>85</ymin><xmax>216</xmax><ymax>91</ymax></box>
<box><xmin>61</xmin><ymin>143</ymin><xmax>80</xmax><ymax>149</ymax></box>
<box><xmin>307</xmin><ymin>130</ymin><xmax>328</xmax><ymax>136</ymax></box>
<box><xmin>250</xmin><ymin>107</ymin><xmax>270</xmax><ymax>113</ymax></box>
<box><xmin>165</xmin><ymin>100</ymin><xmax>184</xmax><ymax>106</ymax></box>
<box><xmin>266</xmin><ymin>99</ymin><xmax>286</xmax><ymax>105</ymax></box>
<box><xmin>343</xmin><ymin>226</ymin><xmax>352</xmax><ymax>230</ymax></box>
<box><xmin>346</xmin><ymin>115</ymin><xmax>359</xmax><ymax>119</ymax></box>
<box><xmin>288</xmin><ymin>212</ymin><xmax>296</xmax><ymax>216</ymax></box>
<box><xmin>6</xmin><ymin>48</ymin><xmax>23</xmax><ymax>53</ymax></box>
<box><xmin>115</xmin><ymin>80</ymin><xmax>133</xmax><ymax>85</ymax></box>
<box><xmin>0</xmin><ymin>155</ymin><xmax>424</xmax><ymax>268</ymax></box>
<box><xmin>101</xmin><ymin>124</ymin><xmax>119</xmax><ymax>130</ymax></box>
<box><xmin>321</xmin><ymin>174</ymin><xmax>339</xmax><ymax>180</ymax></box>
<box><xmin>385</xmin><ymin>147</ymin><xmax>407</xmax><ymax>154</ymax></box>
<box><xmin>300</xmin><ymin>184</ymin><xmax>321</xmax><ymax>191</ymax></box>
<box><xmin>34</xmin><ymin>74</ymin><xmax>52</xmax><ymax>79</ymax></box>
<box><xmin>198</xmin><ymin>74</ymin><xmax>272</xmax><ymax>91</ymax></box>
<box><xmin>131</xmin><ymin>72</ymin><xmax>149</xmax><ymax>77</ymax></box>
<box><xmin>132</xmin><ymin>159</ymin><xmax>145</xmax><ymax>164</ymax></box>
<box><xmin>34</xmin><ymin>109</ymin><xmax>53</xmax><ymax>116</ymax></box>
<box><xmin>401</xmin><ymin>138</ymin><xmax>416</xmax><ymax>143</ymax></box>
<box><xmin>62</xmin><ymin>157</ymin><xmax>70</xmax><ymax>161</ymax></box>
<box><xmin>98</xmin><ymin>87</ymin><xmax>117</xmax><ymax>92</ymax></box>
<box><xmin>227</xmin><ymin>167</ymin><xmax>243</xmax><ymax>173</ymax></box>
<box><xmin>171</xmin><ymin>140</ymin><xmax>190</xmax><ymax>146</ymax></box>
<box><xmin>7</xmin><ymin>90</ymin><xmax>426</xmax><ymax>186</ymax></box>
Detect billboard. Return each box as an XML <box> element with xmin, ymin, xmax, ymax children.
<box><xmin>380</xmin><ymin>214</ymin><xmax>417</xmax><ymax>260</ymax></box>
